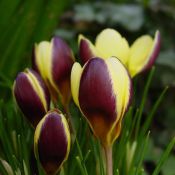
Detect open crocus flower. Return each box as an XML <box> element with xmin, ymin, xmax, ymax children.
<box><xmin>13</xmin><ymin>69</ymin><xmax>50</xmax><ymax>127</ymax></box>
<box><xmin>79</xmin><ymin>28</ymin><xmax>161</xmax><ymax>77</ymax></box>
<box><xmin>34</xmin><ymin>109</ymin><xmax>71</xmax><ymax>175</ymax></box>
<box><xmin>32</xmin><ymin>36</ymin><xmax>74</xmax><ymax>107</ymax></box>
<box><xmin>71</xmin><ymin>57</ymin><xmax>132</xmax><ymax>147</ymax></box>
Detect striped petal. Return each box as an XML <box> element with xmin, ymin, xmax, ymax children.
<box><xmin>34</xmin><ymin>109</ymin><xmax>71</xmax><ymax>175</ymax></box>
<box><xmin>128</xmin><ymin>30</ymin><xmax>161</xmax><ymax>77</ymax></box>
<box><xmin>78</xmin><ymin>34</ymin><xmax>99</xmax><ymax>64</ymax></box>
<box><xmin>32</xmin><ymin>36</ymin><xmax>74</xmax><ymax>107</ymax></box>
<box><xmin>95</xmin><ymin>28</ymin><xmax>130</xmax><ymax>64</ymax></box>
<box><xmin>105</xmin><ymin>57</ymin><xmax>132</xmax><ymax>144</ymax></box>
<box><xmin>13</xmin><ymin>69</ymin><xmax>50</xmax><ymax>127</ymax></box>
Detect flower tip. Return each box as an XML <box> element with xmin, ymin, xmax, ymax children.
<box><xmin>78</xmin><ymin>34</ymin><xmax>85</xmax><ymax>44</ymax></box>
<box><xmin>155</xmin><ymin>30</ymin><xmax>161</xmax><ymax>47</ymax></box>
<box><xmin>78</xmin><ymin>35</ymin><xmax>98</xmax><ymax>64</ymax></box>
<box><xmin>51</xmin><ymin>36</ymin><xmax>63</xmax><ymax>45</ymax></box>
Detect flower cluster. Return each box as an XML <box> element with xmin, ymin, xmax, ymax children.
<box><xmin>13</xmin><ymin>37</ymin><xmax>73</xmax><ymax>174</ymax></box>
<box><xmin>13</xmin><ymin>28</ymin><xmax>160</xmax><ymax>174</ymax></box>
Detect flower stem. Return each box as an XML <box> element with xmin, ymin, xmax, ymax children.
<box><xmin>104</xmin><ymin>145</ymin><xmax>113</xmax><ymax>175</ymax></box>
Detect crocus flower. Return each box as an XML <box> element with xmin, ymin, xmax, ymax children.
<box><xmin>71</xmin><ymin>57</ymin><xmax>132</xmax><ymax>147</ymax></box>
<box><xmin>13</xmin><ymin>69</ymin><xmax>50</xmax><ymax>127</ymax></box>
<box><xmin>79</xmin><ymin>28</ymin><xmax>161</xmax><ymax>77</ymax></box>
<box><xmin>32</xmin><ymin>36</ymin><xmax>74</xmax><ymax>107</ymax></box>
<box><xmin>34</xmin><ymin>109</ymin><xmax>71</xmax><ymax>175</ymax></box>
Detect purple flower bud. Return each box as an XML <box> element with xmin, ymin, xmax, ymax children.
<box><xmin>13</xmin><ymin>69</ymin><xmax>50</xmax><ymax>127</ymax></box>
<box><xmin>34</xmin><ymin>109</ymin><xmax>71</xmax><ymax>174</ymax></box>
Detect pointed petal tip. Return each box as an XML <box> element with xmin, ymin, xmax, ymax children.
<box><xmin>51</xmin><ymin>36</ymin><xmax>64</xmax><ymax>45</ymax></box>
<box><xmin>78</xmin><ymin>35</ymin><xmax>97</xmax><ymax>64</ymax></box>
<box><xmin>141</xmin><ymin>30</ymin><xmax>161</xmax><ymax>73</ymax></box>
<box><xmin>78</xmin><ymin>34</ymin><xmax>85</xmax><ymax>44</ymax></box>
<box><xmin>155</xmin><ymin>30</ymin><xmax>161</xmax><ymax>46</ymax></box>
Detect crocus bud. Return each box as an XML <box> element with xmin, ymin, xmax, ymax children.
<box><xmin>32</xmin><ymin>36</ymin><xmax>74</xmax><ymax>107</ymax></box>
<box><xmin>34</xmin><ymin>109</ymin><xmax>71</xmax><ymax>175</ymax></box>
<box><xmin>78</xmin><ymin>28</ymin><xmax>161</xmax><ymax>77</ymax></box>
<box><xmin>71</xmin><ymin>57</ymin><xmax>132</xmax><ymax>147</ymax></box>
<box><xmin>13</xmin><ymin>69</ymin><xmax>50</xmax><ymax>127</ymax></box>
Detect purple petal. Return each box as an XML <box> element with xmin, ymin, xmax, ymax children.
<box><xmin>79</xmin><ymin>58</ymin><xmax>117</xmax><ymax>144</ymax></box>
<box><xmin>51</xmin><ymin>37</ymin><xmax>74</xmax><ymax>105</ymax></box>
<box><xmin>79</xmin><ymin>38</ymin><xmax>96</xmax><ymax>64</ymax></box>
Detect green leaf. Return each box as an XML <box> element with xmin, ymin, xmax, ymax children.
<box><xmin>134</xmin><ymin>132</ymin><xmax>150</xmax><ymax>175</ymax></box>
<box><xmin>152</xmin><ymin>137</ymin><xmax>175</xmax><ymax>175</ymax></box>
<box><xmin>135</xmin><ymin>67</ymin><xmax>155</xmax><ymax>139</ymax></box>
<box><xmin>140</xmin><ymin>86</ymin><xmax>168</xmax><ymax>137</ymax></box>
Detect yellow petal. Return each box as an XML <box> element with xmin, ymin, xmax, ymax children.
<box><xmin>105</xmin><ymin>57</ymin><xmax>132</xmax><ymax>145</ymax></box>
<box><xmin>34</xmin><ymin>113</ymin><xmax>45</xmax><ymax>157</ymax></box>
<box><xmin>95</xmin><ymin>28</ymin><xmax>130</xmax><ymax>64</ymax></box>
<box><xmin>110</xmin><ymin>121</ymin><xmax>122</xmax><ymax>145</ymax></box>
<box><xmin>60</xmin><ymin>113</ymin><xmax>71</xmax><ymax>161</ymax></box>
<box><xmin>70</xmin><ymin>62</ymin><xmax>82</xmax><ymax>107</ymax></box>
<box><xmin>26</xmin><ymin>69</ymin><xmax>48</xmax><ymax>112</ymax></box>
<box><xmin>128</xmin><ymin>35</ymin><xmax>154</xmax><ymax>77</ymax></box>
<box><xmin>35</xmin><ymin>41</ymin><xmax>52</xmax><ymax>81</ymax></box>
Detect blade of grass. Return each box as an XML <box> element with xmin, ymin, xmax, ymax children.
<box><xmin>135</xmin><ymin>67</ymin><xmax>155</xmax><ymax>139</ymax></box>
<box><xmin>23</xmin><ymin>160</ymin><xmax>29</xmax><ymax>175</ymax></box>
<box><xmin>0</xmin><ymin>0</ymin><xmax>21</xmax><ymax>34</ymax></box>
<box><xmin>84</xmin><ymin>150</ymin><xmax>91</xmax><ymax>163</ymax></box>
<box><xmin>33</xmin><ymin>0</ymin><xmax>69</xmax><ymax>41</ymax></box>
<box><xmin>134</xmin><ymin>131</ymin><xmax>150</xmax><ymax>175</ymax></box>
<box><xmin>140</xmin><ymin>86</ymin><xmax>168</xmax><ymax>138</ymax></box>
<box><xmin>0</xmin><ymin>160</ymin><xmax>9</xmax><ymax>175</ymax></box>
<box><xmin>0</xmin><ymin>115</ymin><xmax>16</xmax><ymax>169</ymax></box>
<box><xmin>129</xmin><ymin>108</ymin><xmax>139</xmax><ymax>140</ymax></box>
<box><xmin>76</xmin><ymin>156</ymin><xmax>88</xmax><ymax>175</ymax></box>
<box><xmin>0</xmin><ymin>0</ymin><xmax>44</xmax><ymax>77</ymax></box>
<box><xmin>152</xmin><ymin>137</ymin><xmax>175</xmax><ymax>175</ymax></box>
<box><xmin>114</xmin><ymin>107</ymin><xmax>133</xmax><ymax>171</ymax></box>
<box><xmin>115</xmin><ymin>169</ymin><xmax>120</xmax><ymax>175</ymax></box>
<box><xmin>75</xmin><ymin>138</ymin><xmax>88</xmax><ymax>175</ymax></box>
<box><xmin>97</xmin><ymin>140</ymin><xmax>105</xmax><ymax>175</ymax></box>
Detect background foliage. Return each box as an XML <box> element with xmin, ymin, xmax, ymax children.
<box><xmin>0</xmin><ymin>0</ymin><xmax>175</xmax><ymax>175</ymax></box>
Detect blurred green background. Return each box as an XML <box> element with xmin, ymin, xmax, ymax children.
<box><xmin>0</xmin><ymin>0</ymin><xmax>175</xmax><ymax>174</ymax></box>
